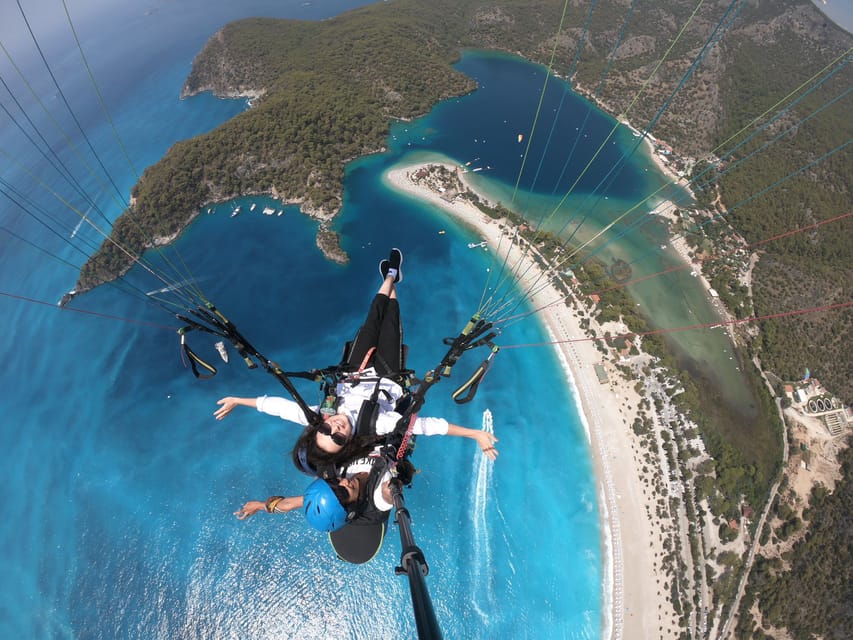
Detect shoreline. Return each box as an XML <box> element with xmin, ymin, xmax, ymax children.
<box><xmin>641</xmin><ymin>136</ymin><xmax>696</xmax><ymax>201</ymax></box>
<box><xmin>385</xmin><ymin>161</ymin><xmax>676</xmax><ymax>639</ymax></box>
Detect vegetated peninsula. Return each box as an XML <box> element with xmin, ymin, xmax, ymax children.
<box><xmin>75</xmin><ymin>3</ymin><xmax>851</xmax><ymax>637</ymax></box>
<box><xmin>77</xmin><ymin>0</ymin><xmax>851</xmax><ymax>402</ymax></box>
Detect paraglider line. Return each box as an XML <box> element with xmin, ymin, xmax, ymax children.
<box><xmin>0</xmin><ymin>290</ymin><xmax>179</xmax><ymax>331</ymax></box>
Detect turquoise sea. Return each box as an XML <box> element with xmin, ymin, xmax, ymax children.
<box><xmin>0</xmin><ymin>2</ymin><xmax>686</xmax><ymax>638</ymax></box>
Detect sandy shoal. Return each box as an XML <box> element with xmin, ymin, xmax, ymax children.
<box><xmin>385</xmin><ymin>162</ymin><xmax>670</xmax><ymax>640</ymax></box>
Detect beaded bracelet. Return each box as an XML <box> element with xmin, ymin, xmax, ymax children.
<box><xmin>265</xmin><ymin>496</ymin><xmax>285</xmax><ymax>513</ymax></box>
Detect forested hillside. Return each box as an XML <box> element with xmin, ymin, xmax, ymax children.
<box><xmin>75</xmin><ymin>4</ymin><xmax>851</xmax><ymax>633</ymax></box>
<box><xmin>78</xmin><ymin>0</ymin><xmax>850</xmax><ymax>400</ymax></box>
<box><xmin>742</xmin><ymin>441</ymin><xmax>853</xmax><ymax>639</ymax></box>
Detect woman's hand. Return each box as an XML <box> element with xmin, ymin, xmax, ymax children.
<box><xmin>446</xmin><ymin>423</ymin><xmax>500</xmax><ymax>460</ymax></box>
<box><xmin>214</xmin><ymin>397</ymin><xmax>248</xmax><ymax>420</ymax></box>
<box><xmin>234</xmin><ymin>501</ymin><xmax>266</xmax><ymax>520</ymax></box>
<box><xmin>474</xmin><ymin>430</ymin><xmax>499</xmax><ymax>461</ymax></box>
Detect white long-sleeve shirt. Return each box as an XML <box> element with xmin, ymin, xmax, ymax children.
<box><xmin>255</xmin><ymin>367</ymin><xmax>448</xmax><ymax>437</ymax></box>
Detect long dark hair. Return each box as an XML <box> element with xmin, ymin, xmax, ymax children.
<box><xmin>291</xmin><ymin>423</ymin><xmax>384</xmax><ymax>479</ymax></box>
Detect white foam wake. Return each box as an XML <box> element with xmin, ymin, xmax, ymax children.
<box><xmin>69</xmin><ymin>206</ymin><xmax>91</xmax><ymax>239</ymax></box>
<box><xmin>470</xmin><ymin>408</ymin><xmax>495</xmax><ymax>624</ymax></box>
<box><xmin>145</xmin><ymin>278</ymin><xmax>197</xmax><ymax>296</ymax></box>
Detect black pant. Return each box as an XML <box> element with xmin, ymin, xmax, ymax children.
<box><xmin>343</xmin><ymin>294</ymin><xmax>403</xmax><ymax>376</ymax></box>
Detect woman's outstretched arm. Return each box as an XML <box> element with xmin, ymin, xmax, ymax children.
<box><xmin>446</xmin><ymin>423</ymin><xmax>499</xmax><ymax>460</ymax></box>
<box><xmin>234</xmin><ymin>495</ymin><xmax>304</xmax><ymax>520</ymax></box>
<box><xmin>214</xmin><ymin>396</ymin><xmax>256</xmax><ymax>420</ymax></box>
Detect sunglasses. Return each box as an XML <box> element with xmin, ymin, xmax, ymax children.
<box><xmin>317</xmin><ymin>421</ymin><xmax>349</xmax><ymax>446</ymax></box>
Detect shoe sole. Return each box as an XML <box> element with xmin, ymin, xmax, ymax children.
<box><xmin>378</xmin><ymin>260</ymin><xmax>403</xmax><ymax>283</ymax></box>
<box><xmin>389</xmin><ymin>248</ymin><xmax>403</xmax><ymax>283</ymax></box>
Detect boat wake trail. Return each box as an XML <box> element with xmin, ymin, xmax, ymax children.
<box><xmin>145</xmin><ymin>278</ymin><xmax>198</xmax><ymax>296</ymax></box>
<box><xmin>69</xmin><ymin>206</ymin><xmax>92</xmax><ymax>239</ymax></box>
<box><xmin>470</xmin><ymin>408</ymin><xmax>495</xmax><ymax>624</ymax></box>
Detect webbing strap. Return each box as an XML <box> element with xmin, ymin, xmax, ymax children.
<box><xmin>358</xmin><ymin>346</ymin><xmax>376</xmax><ymax>373</ymax></box>
<box><xmin>396</xmin><ymin>412</ymin><xmax>418</xmax><ymax>461</ymax></box>
<box><xmin>451</xmin><ymin>345</ymin><xmax>499</xmax><ymax>404</ymax></box>
<box><xmin>345</xmin><ymin>346</ymin><xmax>376</xmax><ymax>385</ymax></box>
<box><xmin>178</xmin><ymin>304</ymin><xmax>319</xmax><ymax>424</ymax></box>
<box><xmin>353</xmin><ymin>380</ymin><xmax>385</xmax><ymax>438</ymax></box>
<box><xmin>180</xmin><ymin>334</ymin><xmax>217</xmax><ymax>379</ymax></box>
<box><xmin>389</xmin><ymin>315</ymin><xmax>500</xmax><ymax>459</ymax></box>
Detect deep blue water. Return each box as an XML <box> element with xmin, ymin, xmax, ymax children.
<box><xmin>0</xmin><ymin>2</ymin><xmax>692</xmax><ymax>637</ymax></box>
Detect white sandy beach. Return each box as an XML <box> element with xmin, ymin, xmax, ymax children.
<box><xmin>385</xmin><ymin>162</ymin><xmax>680</xmax><ymax>639</ymax></box>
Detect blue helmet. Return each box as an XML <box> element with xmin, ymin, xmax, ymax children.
<box><xmin>303</xmin><ymin>479</ymin><xmax>348</xmax><ymax>532</ymax></box>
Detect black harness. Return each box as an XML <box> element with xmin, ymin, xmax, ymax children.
<box><xmin>341</xmin><ymin>452</ymin><xmax>392</xmax><ymax>527</ymax></box>
<box><xmin>178</xmin><ymin>304</ymin><xmax>497</xmax><ymax>474</ymax></box>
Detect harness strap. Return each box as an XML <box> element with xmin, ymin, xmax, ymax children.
<box><xmin>179</xmin><ymin>303</ymin><xmax>320</xmax><ymax>424</ymax></box>
<box><xmin>346</xmin><ymin>452</ymin><xmax>389</xmax><ymax>523</ymax></box>
<box><xmin>358</xmin><ymin>346</ymin><xmax>376</xmax><ymax>373</ymax></box>
<box><xmin>396</xmin><ymin>412</ymin><xmax>418</xmax><ymax>461</ymax></box>
<box><xmin>345</xmin><ymin>346</ymin><xmax>376</xmax><ymax>385</ymax></box>
<box><xmin>439</xmin><ymin>317</ymin><xmax>496</xmax><ymax>377</ymax></box>
<box><xmin>180</xmin><ymin>332</ymin><xmax>217</xmax><ymax>379</ymax></box>
<box><xmin>389</xmin><ymin>314</ymin><xmax>500</xmax><ymax>457</ymax></box>
<box><xmin>451</xmin><ymin>345</ymin><xmax>499</xmax><ymax>404</ymax></box>
<box><xmin>353</xmin><ymin>380</ymin><xmax>385</xmax><ymax>438</ymax></box>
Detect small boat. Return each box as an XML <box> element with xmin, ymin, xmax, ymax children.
<box><xmin>215</xmin><ymin>341</ymin><xmax>229</xmax><ymax>363</ymax></box>
<box><xmin>263</xmin><ymin>207</ymin><xmax>274</xmax><ymax>215</ymax></box>
<box><xmin>250</xmin><ymin>203</ymin><xmax>257</xmax><ymax>211</ymax></box>
<box><xmin>70</xmin><ymin>216</ymin><xmax>85</xmax><ymax>239</ymax></box>
<box><xmin>276</xmin><ymin>210</ymin><xmax>283</xmax><ymax>216</ymax></box>
<box><xmin>231</xmin><ymin>206</ymin><xmax>241</xmax><ymax>218</ymax></box>
<box><xmin>438</xmin><ymin>230</ymin><xmax>446</xmax><ymax>235</ymax></box>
